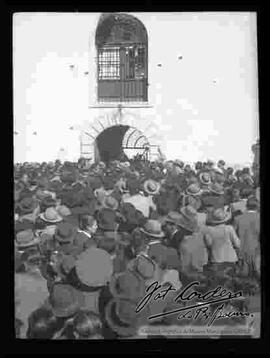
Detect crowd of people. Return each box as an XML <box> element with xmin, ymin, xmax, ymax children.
<box><xmin>14</xmin><ymin>156</ymin><xmax>261</xmax><ymax>339</ymax></box>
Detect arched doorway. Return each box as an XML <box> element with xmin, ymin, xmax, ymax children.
<box><xmin>94</xmin><ymin>125</ymin><xmax>150</xmax><ymax>163</ymax></box>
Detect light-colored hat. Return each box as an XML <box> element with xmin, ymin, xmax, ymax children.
<box><xmin>39</xmin><ymin>207</ymin><xmax>63</xmax><ymax>223</ymax></box>
<box><xmin>15</xmin><ymin>229</ymin><xmax>40</xmax><ymax>248</ymax></box>
<box><xmin>75</xmin><ymin>247</ymin><xmax>113</xmax><ymax>287</ymax></box>
<box><xmin>57</xmin><ymin>205</ymin><xmax>72</xmax><ymax>217</ymax></box>
<box><xmin>199</xmin><ymin>172</ymin><xmax>211</xmax><ymax>185</ymax></box>
<box><xmin>140</xmin><ymin>220</ymin><xmax>164</xmax><ymax>238</ymax></box>
<box><xmin>143</xmin><ymin>179</ymin><xmax>161</xmax><ymax>195</ymax></box>
<box><xmin>209</xmin><ymin>208</ymin><xmax>231</xmax><ymax>224</ymax></box>
<box><xmin>186</xmin><ymin>184</ymin><xmax>202</xmax><ymax>196</ymax></box>
<box><xmin>102</xmin><ymin>196</ymin><xmax>119</xmax><ymax>211</ymax></box>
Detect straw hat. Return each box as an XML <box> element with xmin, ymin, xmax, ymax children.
<box><xmin>140</xmin><ymin>220</ymin><xmax>164</xmax><ymax>238</ymax></box>
<box><xmin>208</xmin><ymin>208</ymin><xmax>231</xmax><ymax>224</ymax></box>
<box><xmin>15</xmin><ymin>229</ymin><xmax>40</xmax><ymax>248</ymax></box>
<box><xmin>57</xmin><ymin>205</ymin><xmax>72</xmax><ymax>217</ymax></box>
<box><xmin>199</xmin><ymin>172</ymin><xmax>211</xmax><ymax>185</ymax></box>
<box><xmin>39</xmin><ymin>207</ymin><xmax>63</xmax><ymax>223</ymax></box>
<box><xmin>102</xmin><ymin>196</ymin><xmax>119</xmax><ymax>211</ymax></box>
<box><xmin>143</xmin><ymin>179</ymin><xmax>160</xmax><ymax>195</ymax></box>
<box><xmin>186</xmin><ymin>184</ymin><xmax>202</xmax><ymax>196</ymax></box>
<box><xmin>75</xmin><ymin>247</ymin><xmax>113</xmax><ymax>287</ymax></box>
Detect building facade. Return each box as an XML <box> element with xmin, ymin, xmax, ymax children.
<box><xmin>13</xmin><ymin>12</ymin><xmax>258</xmax><ymax>165</ymax></box>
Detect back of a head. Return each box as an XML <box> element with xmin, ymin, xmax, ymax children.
<box><xmin>246</xmin><ymin>196</ymin><xmax>259</xmax><ymax>211</ymax></box>
<box><xmin>27</xmin><ymin>306</ymin><xmax>63</xmax><ymax>339</ymax></box>
<box><xmin>72</xmin><ymin>310</ymin><xmax>103</xmax><ymax>339</ymax></box>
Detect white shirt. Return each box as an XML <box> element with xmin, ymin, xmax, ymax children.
<box><xmin>123</xmin><ymin>193</ymin><xmax>156</xmax><ymax>218</ymax></box>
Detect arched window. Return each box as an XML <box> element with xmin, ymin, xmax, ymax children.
<box><xmin>95</xmin><ymin>13</ymin><xmax>148</xmax><ymax>103</ymax></box>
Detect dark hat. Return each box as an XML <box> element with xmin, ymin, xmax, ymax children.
<box><xmin>126</xmin><ymin>178</ymin><xmax>141</xmax><ymax>193</ymax></box>
<box><xmin>61</xmin><ymin>192</ymin><xmax>81</xmax><ymax>208</ymax></box>
<box><xmin>246</xmin><ymin>196</ymin><xmax>259</xmax><ymax>210</ymax></box>
<box><xmin>41</xmin><ymin>196</ymin><xmax>57</xmax><ymax>209</ymax></box>
<box><xmin>105</xmin><ymin>297</ymin><xmax>150</xmax><ymax>337</ymax></box>
<box><xmin>18</xmin><ymin>197</ymin><xmax>38</xmax><ymax>215</ymax></box>
<box><xmin>164</xmin><ymin>211</ymin><xmax>182</xmax><ymax>226</ymax></box>
<box><xmin>97</xmin><ymin>208</ymin><xmax>117</xmax><ymax>231</ymax></box>
<box><xmin>49</xmin><ymin>283</ymin><xmax>84</xmax><ymax>318</ymax></box>
<box><xmin>86</xmin><ymin>176</ymin><xmax>103</xmax><ymax>190</ymax></box>
<box><xmin>109</xmin><ymin>270</ymin><xmax>146</xmax><ymax>300</ymax></box>
<box><xmin>55</xmin><ymin>222</ymin><xmax>76</xmax><ymax>244</ymax></box>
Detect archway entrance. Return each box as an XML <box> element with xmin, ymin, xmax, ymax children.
<box><xmin>94</xmin><ymin>125</ymin><xmax>151</xmax><ymax>163</ymax></box>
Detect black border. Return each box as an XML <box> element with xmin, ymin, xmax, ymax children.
<box><xmin>5</xmin><ymin>0</ymin><xmax>269</xmax><ymax>356</ymax></box>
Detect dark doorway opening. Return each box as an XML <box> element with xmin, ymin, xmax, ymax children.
<box><xmin>95</xmin><ymin>125</ymin><xmax>130</xmax><ymax>163</ymax></box>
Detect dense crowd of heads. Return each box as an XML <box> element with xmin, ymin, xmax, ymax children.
<box><xmin>14</xmin><ymin>156</ymin><xmax>260</xmax><ymax>339</ymax></box>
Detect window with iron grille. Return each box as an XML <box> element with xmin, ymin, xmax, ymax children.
<box><xmin>96</xmin><ymin>14</ymin><xmax>148</xmax><ymax>103</ymax></box>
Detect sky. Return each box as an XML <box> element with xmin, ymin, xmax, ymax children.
<box><xmin>13</xmin><ymin>12</ymin><xmax>259</xmax><ymax>166</ymax></box>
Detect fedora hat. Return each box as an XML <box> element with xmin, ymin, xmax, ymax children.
<box><xmin>102</xmin><ymin>196</ymin><xmax>119</xmax><ymax>211</ymax></box>
<box><xmin>54</xmin><ymin>222</ymin><xmax>76</xmax><ymax>244</ymax></box>
<box><xmin>140</xmin><ymin>220</ymin><xmax>164</xmax><ymax>238</ymax></box>
<box><xmin>15</xmin><ymin>229</ymin><xmax>40</xmax><ymax>248</ymax></box>
<box><xmin>105</xmin><ymin>298</ymin><xmax>150</xmax><ymax>337</ymax></box>
<box><xmin>75</xmin><ymin>247</ymin><xmax>113</xmax><ymax>287</ymax></box>
<box><xmin>208</xmin><ymin>208</ymin><xmax>231</xmax><ymax>224</ymax></box>
<box><xmin>39</xmin><ymin>207</ymin><xmax>63</xmax><ymax>223</ymax></box>
<box><xmin>143</xmin><ymin>179</ymin><xmax>160</xmax><ymax>195</ymax></box>
<box><xmin>186</xmin><ymin>184</ymin><xmax>202</xmax><ymax>196</ymax></box>
<box><xmin>97</xmin><ymin>208</ymin><xmax>117</xmax><ymax>231</ymax></box>
<box><xmin>41</xmin><ymin>196</ymin><xmax>57</xmax><ymax>209</ymax></box>
<box><xmin>199</xmin><ymin>172</ymin><xmax>211</xmax><ymax>185</ymax></box>
<box><xmin>49</xmin><ymin>283</ymin><xmax>84</xmax><ymax>318</ymax></box>
<box><xmin>209</xmin><ymin>183</ymin><xmax>224</xmax><ymax>195</ymax></box>
<box><xmin>109</xmin><ymin>270</ymin><xmax>146</xmax><ymax>300</ymax></box>
<box><xmin>180</xmin><ymin>205</ymin><xmax>198</xmax><ymax>222</ymax></box>
<box><xmin>18</xmin><ymin>197</ymin><xmax>38</xmax><ymax>215</ymax></box>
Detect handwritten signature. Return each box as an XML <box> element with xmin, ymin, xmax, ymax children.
<box><xmin>135</xmin><ymin>281</ymin><xmax>252</xmax><ymax>325</ymax></box>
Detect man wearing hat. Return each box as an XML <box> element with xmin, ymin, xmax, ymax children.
<box><xmin>202</xmin><ymin>208</ymin><xmax>240</xmax><ymax>275</ymax></box>
<box><xmin>123</xmin><ymin>178</ymin><xmax>156</xmax><ymax>218</ymax></box>
<box><xmin>233</xmin><ymin>196</ymin><xmax>260</xmax><ymax>278</ymax></box>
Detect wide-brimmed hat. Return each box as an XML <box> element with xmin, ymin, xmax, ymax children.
<box><xmin>18</xmin><ymin>198</ymin><xmax>38</xmax><ymax>215</ymax></box>
<box><xmin>96</xmin><ymin>208</ymin><xmax>117</xmax><ymax>231</ymax></box>
<box><xmin>143</xmin><ymin>179</ymin><xmax>160</xmax><ymax>195</ymax></box>
<box><xmin>54</xmin><ymin>222</ymin><xmax>76</xmax><ymax>244</ymax></box>
<box><xmin>75</xmin><ymin>247</ymin><xmax>113</xmax><ymax>287</ymax></box>
<box><xmin>49</xmin><ymin>283</ymin><xmax>84</xmax><ymax>318</ymax></box>
<box><xmin>199</xmin><ymin>172</ymin><xmax>211</xmax><ymax>185</ymax></box>
<box><xmin>102</xmin><ymin>196</ymin><xmax>119</xmax><ymax>211</ymax></box>
<box><xmin>140</xmin><ymin>220</ymin><xmax>164</xmax><ymax>238</ymax></box>
<box><xmin>208</xmin><ymin>208</ymin><xmax>231</xmax><ymax>224</ymax></box>
<box><xmin>105</xmin><ymin>297</ymin><xmax>150</xmax><ymax>337</ymax></box>
<box><xmin>175</xmin><ymin>213</ymin><xmax>198</xmax><ymax>232</ymax></box>
<box><xmin>109</xmin><ymin>270</ymin><xmax>146</xmax><ymax>300</ymax></box>
<box><xmin>180</xmin><ymin>205</ymin><xmax>198</xmax><ymax>222</ymax></box>
<box><xmin>209</xmin><ymin>183</ymin><xmax>224</xmax><ymax>195</ymax></box>
<box><xmin>15</xmin><ymin>229</ymin><xmax>40</xmax><ymax>248</ymax></box>
<box><xmin>60</xmin><ymin>192</ymin><xmax>81</xmax><ymax>209</ymax></box>
<box><xmin>126</xmin><ymin>178</ymin><xmax>141</xmax><ymax>193</ymax></box>
<box><xmin>39</xmin><ymin>207</ymin><xmax>63</xmax><ymax>223</ymax></box>
<box><xmin>186</xmin><ymin>184</ymin><xmax>202</xmax><ymax>196</ymax></box>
